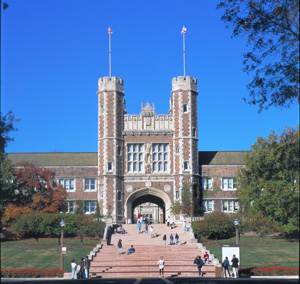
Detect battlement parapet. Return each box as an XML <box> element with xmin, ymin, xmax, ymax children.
<box><xmin>98</xmin><ymin>76</ymin><xmax>124</xmax><ymax>92</ymax></box>
<box><xmin>172</xmin><ymin>76</ymin><xmax>197</xmax><ymax>92</ymax></box>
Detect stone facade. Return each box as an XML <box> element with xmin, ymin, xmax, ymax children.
<box><xmin>7</xmin><ymin>76</ymin><xmax>247</xmax><ymax>223</ymax></box>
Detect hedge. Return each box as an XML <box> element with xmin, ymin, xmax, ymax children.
<box><xmin>1</xmin><ymin>269</ymin><xmax>64</xmax><ymax>278</ymax></box>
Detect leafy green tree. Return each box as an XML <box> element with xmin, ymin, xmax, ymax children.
<box><xmin>192</xmin><ymin>211</ymin><xmax>235</xmax><ymax>243</ymax></box>
<box><xmin>217</xmin><ymin>0</ymin><xmax>299</xmax><ymax>111</ymax></box>
<box><xmin>249</xmin><ymin>214</ymin><xmax>280</xmax><ymax>243</ymax></box>
<box><xmin>11</xmin><ymin>213</ymin><xmax>45</xmax><ymax>246</ymax></box>
<box><xmin>237</xmin><ymin>126</ymin><xmax>299</xmax><ymax>237</ymax></box>
<box><xmin>74</xmin><ymin>201</ymin><xmax>85</xmax><ymax>215</ymax></box>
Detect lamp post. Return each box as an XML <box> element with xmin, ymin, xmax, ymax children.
<box><xmin>187</xmin><ymin>204</ymin><xmax>190</xmax><ymax>217</ymax></box>
<box><xmin>234</xmin><ymin>217</ymin><xmax>239</xmax><ymax>245</ymax></box>
<box><xmin>60</xmin><ymin>219</ymin><xmax>65</xmax><ymax>271</ymax></box>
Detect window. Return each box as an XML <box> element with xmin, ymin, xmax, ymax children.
<box><xmin>175</xmin><ymin>191</ymin><xmax>179</xmax><ymax>199</ymax></box>
<box><xmin>183</xmin><ymin>104</ymin><xmax>188</xmax><ymax>113</ymax></box>
<box><xmin>100</xmin><ymin>105</ymin><xmax>104</xmax><ymax>115</ymax></box>
<box><xmin>202</xmin><ymin>200</ymin><xmax>214</xmax><ymax>212</ymax></box>
<box><xmin>108</xmin><ymin>162</ymin><xmax>113</xmax><ymax>172</ymax></box>
<box><xmin>202</xmin><ymin>178</ymin><xmax>213</xmax><ymax>190</ymax></box>
<box><xmin>175</xmin><ymin>145</ymin><xmax>179</xmax><ymax>155</ymax></box>
<box><xmin>184</xmin><ymin>161</ymin><xmax>189</xmax><ymax>171</ymax></box>
<box><xmin>66</xmin><ymin>201</ymin><xmax>75</xmax><ymax>213</ymax></box>
<box><xmin>152</xmin><ymin>144</ymin><xmax>169</xmax><ymax>172</ymax></box>
<box><xmin>222</xmin><ymin>177</ymin><xmax>237</xmax><ymax>190</ymax></box>
<box><xmin>222</xmin><ymin>200</ymin><xmax>239</xmax><ymax>213</ymax></box>
<box><xmin>127</xmin><ymin>144</ymin><xmax>144</xmax><ymax>173</ymax></box>
<box><xmin>59</xmin><ymin>179</ymin><xmax>75</xmax><ymax>192</ymax></box>
<box><xmin>117</xmin><ymin>145</ymin><xmax>122</xmax><ymax>156</ymax></box>
<box><xmin>117</xmin><ymin>191</ymin><xmax>122</xmax><ymax>201</ymax></box>
<box><xmin>99</xmin><ymin>184</ymin><xmax>104</xmax><ymax>198</ymax></box>
<box><xmin>192</xmin><ymin>128</ymin><xmax>196</xmax><ymax>137</ymax></box>
<box><xmin>85</xmin><ymin>179</ymin><xmax>96</xmax><ymax>191</ymax></box>
<box><xmin>85</xmin><ymin>201</ymin><xmax>96</xmax><ymax>214</ymax></box>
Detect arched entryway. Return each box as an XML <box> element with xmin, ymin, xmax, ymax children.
<box><xmin>125</xmin><ymin>187</ymin><xmax>172</xmax><ymax>224</ymax></box>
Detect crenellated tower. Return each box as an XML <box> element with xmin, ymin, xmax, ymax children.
<box><xmin>171</xmin><ymin>76</ymin><xmax>199</xmax><ymax>208</ymax></box>
<box><xmin>97</xmin><ymin>76</ymin><xmax>125</xmax><ymax>222</ymax></box>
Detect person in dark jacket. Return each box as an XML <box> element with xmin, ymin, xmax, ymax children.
<box><xmin>118</xmin><ymin>239</ymin><xmax>122</xmax><ymax>255</ymax></box>
<box><xmin>231</xmin><ymin>254</ymin><xmax>239</xmax><ymax>278</ymax></box>
<box><xmin>79</xmin><ymin>258</ymin><xmax>85</xmax><ymax>279</ymax></box>
<box><xmin>84</xmin><ymin>256</ymin><xmax>90</xmax><ymax>279</ymax></box>
<box><xmin>223</xmin><ymin>256</ymin><xmax>230</xmax><ymax>278</ymax></box>
<box><xmin>127</xmin><ymin>245</ymin><xmax>135</xmax><ymax>255</ymax></box>
<box><xmin>194</xmin><ymin>255</ymin><xmax>204</xmax><ymax>277</ymax></box>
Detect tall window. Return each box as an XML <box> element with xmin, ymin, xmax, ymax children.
<box><xmin>202</xmin><ymin>178</ymin><xmax>213</xmax><ymax>190</ymax></box>
<box><xmin>222</xmin><ymin>200</ymin><xmax>239</xmax><ymax>213</ymax></box>
<box><xmin>152</xmin><ymin>144</ymin><xmax>169</xmax><ymax>172</ymax></box>
<box><xmin>222</xmin><ymin>177</ymin><xmax>237</xmax><ymax>190</ymax></box>
<box><xmin>127</xmin><ymin>144</ymin><xmax>144</xmax><ymax>173</ymax></box>
<box><xmin>202</xmin><ymin>200</ymin><xmax>214</xmax><ymax>212</ymax></box>
<box><xmin>59</xmin><ymin>179</ymin><xmax>75</xmax><ymax>192</ymax></box>
<box><xmin>85</xmin><ymin>201</ymin><xmax>96</xmax><ymax>214</ymax></box>
<box><xmin>108</xmin><ymin>162</ymin><xmax>113</xmax><ymax>172</ymax></box>
<box><xmin>99</xmin><ymin>184</ymin><xmax>104</xmax><ymax>198</ymax></box>
<box><xmin>183</xmin><ymin>104</ymin><xmax>188</xmax><ymax>113</ymax></box>
<box><xmin>184</xmin><ymin>161</ymin><xmax>189</xmax><ymax>171</ymax></box>
<box><xmin>66</xmin><ymin>201</ymin><xmax>75</xmax><ymax>213</ymax></box>
<box><xmin>85</xmin><ymin>179</ymin><xmax>96</xmax><ymax>191</ymax></box>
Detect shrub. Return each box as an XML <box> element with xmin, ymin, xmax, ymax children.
<box><xmin>1</xmin><ymin>269</ymin><xmax>64</xmax><ymax>278</ymax></box>
<box><xmin>239</xmin><ymin>267</ymin><xmax>299</xmax><ymax>277</ymax></box>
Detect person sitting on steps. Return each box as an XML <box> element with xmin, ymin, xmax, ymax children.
<box><xmin>127</xmin><ymin>245</ymin><xmax>135</xmax><ymax>255</ymax></box>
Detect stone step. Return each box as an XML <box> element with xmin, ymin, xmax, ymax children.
<box><xmin>90</xmin><ymin>266</ymin><xmax>215</xmax><ymax>272</ymax></box>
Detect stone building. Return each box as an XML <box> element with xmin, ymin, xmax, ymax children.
<box><xmin>8</xmin><ymin>75</ymin><xmax>246</xmax><ymax>223</ymax></box>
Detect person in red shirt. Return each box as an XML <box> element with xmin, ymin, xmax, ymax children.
<box><xmin>203</xmin><ymin>252</ymin><xmax>209</xmax><ymax>264</ymax></box>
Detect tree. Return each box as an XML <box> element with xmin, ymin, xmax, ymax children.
<box><xmin>192</xmin><ymin>211</ymin><xmax>235</xmax><ymax>243</ymax></box>
<box><xmin>0</xmin><ymin>111</ymin><xmax>19</xmax><ymax>153</ymax></box>
<box><xmin>217</xmin><ymin>0</ymin><xmax>299</xmax><ymax>111</ymax></box>
<box><xmin>11</xmin><ymin>213</ymin><xmax>45</xmax><ymax>246</ymax></box>
<box><xmin>2</xmin><ymin>162</ymin><xmax>67</xmax><ymax>226</ymax></box>
<box><xmin>237</xmin><ymin>126</ymin><xmax>299</xmax><ymax>237</ymax></box>
<box><xmin>249</xmin><ymin>214</ymin><xmax>280</xmax><ymax>243</ymax></box>
<box><xmin>170</xmin><ymin>182</ymin><xmax>193</xmax><ymax>216</ymax></box>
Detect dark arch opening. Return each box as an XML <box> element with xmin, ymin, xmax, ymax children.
<box><xmin>131</xmin><ymin>194</ymin><xmax>165</xmax><ymax>224</ymax></box>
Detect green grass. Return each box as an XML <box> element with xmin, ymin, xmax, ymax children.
<box><xmin>204</xmin><ymin>236</ymin><xmax>299</xmax><ymax>268</ymax></box>
<box><xmin>1</xmin><ymin>238</ymin><xmax>101</xmax><ymax>270</ymax></box>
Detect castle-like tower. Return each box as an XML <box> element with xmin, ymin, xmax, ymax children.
<box><xmin>97</xmin><ymin>76</ymin><xmax>199</xmax><ymax>223</ymax></box>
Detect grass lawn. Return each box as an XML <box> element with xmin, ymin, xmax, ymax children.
<box><xmin>1</xmin><ymin>238</ymin><xmax>101</xmax><ymax>271</ymax></box>
<box><xmin>204</xmin><ymin>236</ymin><xmax>299</xmax><ymax>268</ymax></box>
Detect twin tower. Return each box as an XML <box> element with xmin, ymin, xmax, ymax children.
<box><xmin>97</xmin><ymin>76</ymin><xmax>199</xmax><ymax>223</ymax></box>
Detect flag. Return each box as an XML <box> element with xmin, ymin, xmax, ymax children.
<box><xmin>181</xmin><ymin>25</ymin><xmax>186</xmax><ymax>34</ymax></box>
<box><xmin>108</xmin><ymin>27</ymin><xmax>113</xmax><ymax>35</ymax></box>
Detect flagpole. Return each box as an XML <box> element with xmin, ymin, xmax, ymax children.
<box><xmin>183</xmin><ymin>32</ymin><xmax>186</xmax><ymax>78</ymax></box>
<box><xmin>109</xmin><ymin>32</ymin><xmax>111</xmax><ymax>78</ymax></box>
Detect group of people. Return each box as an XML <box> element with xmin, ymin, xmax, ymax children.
<box><xmin>136</xmin><ymin>221</ymin><xmax>156</xmax><ymax>238</ymax></box>
<box><xmin>162</xmin><ymin>233</ymin><xmax>180</xmax><ymax>245</ymax></box>
<box><xmin>222</xmin><ymin>254</ymin><xmax>239</xmax><ymax>278</ymax></box>
<box><xmin>117</xmin><ymin>239</ymin><xmax>136</xmax><ymax>255</ymax></box>
<box><xmin>71</xmin><ymin>256</ymin><xmax>90</xmax><ymax>280</ymax></box>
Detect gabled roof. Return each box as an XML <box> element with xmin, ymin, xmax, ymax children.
<box><xmin>199</xmin><ymin>151</ymin><xmax>247</xmax><ymax>165</ymax></box>
<box><xmin>7</xmin><ymin>152</ymin><xmax>98</xmax><ymax>167</ymax></box>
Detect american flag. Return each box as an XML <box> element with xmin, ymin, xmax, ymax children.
<box><xmin>181</xmin><ymin>25</ymin><xmax>186</xmax><ymax>34</ymax></box>
<box><xmin>108</xmin><ymin>27</ymin><xmax>113</xmax><ymax>35</ymax></box>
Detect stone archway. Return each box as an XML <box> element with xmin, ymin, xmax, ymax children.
<box><xmin>125</xmin><ymin>187</ymin><xmax>172</xmax><ymax>223</ymax></box>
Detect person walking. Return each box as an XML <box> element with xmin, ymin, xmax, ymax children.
<box><xmin>118</xmin><ymin>239</ymin><xmax>122</xmax><ymax>255</ymax></box>
<box><xmin>194</xmin><ymin>255</ymin><xmax>204</xmax><ymax>277</ymax></box>
<box><xmin>183</xmin><ymin>222</ymin><xmax>187</xmax><ymax>234</ymax></box>
<box><xmin>71</xmin><ymin>259</ymin><xmax>77</xmax><ymax>279</ymax></box>
<box><xmin>145</xmin><ymin>223</ymin><xmax>148</xmax><ymax>234</ymax></box>
<box><xmin>223</xmin><ymin>256</ymin><xmax>230</xmax><ymax>278</ymax></box>
<box><xmin>157</xmin><ymin>256</ymin><xmax>165</xmax><ymax>278</ymax></box>
<box><xmin>79</xmin><ymin>257</ymin><xmax>85</xmax><ymax>279</ymax></box>
<box><xmin>163</xmin><ymin>234</ymin><xmax>167</xmax><ymax>245</ymax></box>
<box><xmin>167</xmin><ymin>216</ymin><xmax>170</xmax><ymax>227</ymax></box>
<box><xmin>84</xmin><ymin>256</ymin><xmax>90</xmax><ymax>279</ymax></box>
<box><xmin>150</xmin><ymin>226</ymin><xmax>154</xmax><ymax>238</ymax></box>
<box><xmin>137</xmin><ymin>221</ymin><xmax>141</xmax><ymax>233</ymax></box>
<box><xmin>175</xmin><ymin>233</ymin><xmax>179</xmax><ymax>245</ymax></box>
<box><xmin>231</xmin><ymin>254</ymin><xmax>239</xmax><ymax>278</ymax></box>
<box><xmin>170</xmin><ymin>233</ymin><xmax>174</xmax><ymax>245</ymax></box>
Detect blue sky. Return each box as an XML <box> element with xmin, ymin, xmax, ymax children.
<box><xmin>2</xmin><ymin>0</ymin><xmax>299</xmax><ymax>153</ymax></box>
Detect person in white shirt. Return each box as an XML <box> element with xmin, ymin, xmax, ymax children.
<box><xmin>157</xmin><ymin>256</ymin><xmax>165</xmax><ymax>278</ymax></box>
<box><xmin>150</xmin><ymin>226</ymin><xmax>154</xmax><ymax>238</ymax></box>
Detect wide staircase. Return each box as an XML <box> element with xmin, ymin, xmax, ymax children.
<box><xmin>90</xmin><ymin>224</ymin><xmax>216</xmax><ymax>278</ymax></box>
